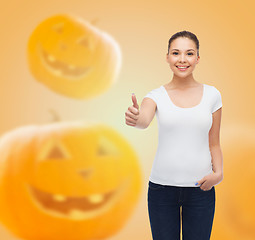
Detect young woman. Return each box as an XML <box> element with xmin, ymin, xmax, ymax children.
<box><xmin>125</xmin><ymin>30</ymin><xmax>223</xmax><ymax>240</ymax></box>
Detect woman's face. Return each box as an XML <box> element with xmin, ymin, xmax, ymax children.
<box><xmin>166</xmin><ymin>37</ymin><xmax>200</xmax><ymax>77</ymax></box>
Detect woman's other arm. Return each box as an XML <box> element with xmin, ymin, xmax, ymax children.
<box><xmin>125</xmin><ymin>94</ymin><xmax>157</xmax><ymax>129</ymax></box>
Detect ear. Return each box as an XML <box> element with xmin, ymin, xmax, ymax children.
<box><xmin>196</xmin><ymin>55</ymin><xmax>200</xmax><ymax>64</ymax></box>
<box><xmin>166</xmin><ymin>53</ymin><xmax>169</xmax><ymax>62</ymax></box>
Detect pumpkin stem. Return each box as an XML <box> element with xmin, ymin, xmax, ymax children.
<box><xmin>90</xmin><ymin>18</ymin><xmax>99</xmax><ymax>25</ymax></box>
<box><xmin>48</xmin><ymin>109</ymin><xmax>61</xmax><ymax>122</ymax></box>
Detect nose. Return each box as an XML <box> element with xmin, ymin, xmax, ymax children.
<box><xmin>78</xmin><ymin>168</ymin><xmax>93</xmax><ymax>178</ymax></box>
<box><xmin>179</xmin><ymin>53</ymin><xmax>187</xmax><ymax>62</ymax></box>
<box><xmin>59</xmin><ymin>42</ymin><xmax>67</xmax><ymax>50</ymax></box>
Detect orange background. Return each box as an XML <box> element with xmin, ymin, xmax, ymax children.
<box><xmin>0</xmin><ymin>0</ymin><xmax>255</xmax><ymax>239</ymax></box>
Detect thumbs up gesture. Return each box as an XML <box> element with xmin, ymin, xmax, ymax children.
<box><xmin>125</xmin><ymin>93</ymin><xmax>140</xmax><ymax>127</ymax></box>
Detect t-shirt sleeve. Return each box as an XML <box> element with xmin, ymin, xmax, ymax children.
<box><xmin>212</xmin><ymin>87</ymin><xmax>223</xmax><ymax>113</ymax></box>
<box><xmin>143</xmin><ymin>90</ymin><xmax>157</xmax><ymax>105</ymax></box>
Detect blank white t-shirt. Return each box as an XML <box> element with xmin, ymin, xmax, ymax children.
<box><xmin>143</xmin><ymin>83</ymin><xmax>223</xmax><ymax>187</ymax></box>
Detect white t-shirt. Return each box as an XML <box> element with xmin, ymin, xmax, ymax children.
<box><xmin>143</xmin><ymin>83</ymin><xmax>223</xmax><ymax>187</ymax></box>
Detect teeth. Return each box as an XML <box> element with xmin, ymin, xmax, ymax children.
<box><xmin>177</xmin><ymin>66</ymin><xmax>188</xmax><ymax>68</ymax></box>
<box><xmin>53</xmin><ymin>69</ymin><xmax>62</xmax><ymax>76</ymax></box>
<box><xmin>52</xmin><ymin>194</ymin><xmax>66</xmax><ymax>202</ymax></box>
<box><xmin>48</xmin><ymin>55</ymin><xmax>56</xmax><ymax>62</ymax></box>
<box><xmin>68</xmin><ymin>64</ymin><xmax>76</xmax><ymax>70</ymax></box>
<box><xmin>52</xmin><ymin>193</ymin><xmax>104</xmax><ymax>204</ymax></box>
<box><xmin>88</xmin><ymin>194</ymin><xmax>104</xmax><ymax>204</ymax></box>
<box><xmin>69</xmin><ymin>209</ymin><xmax>84</xmax><ymax>218</ymax></box>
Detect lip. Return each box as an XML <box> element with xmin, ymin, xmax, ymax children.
<box><xmin>176</xmin><ymin>65</ymin><xmax>190</xmax><ymax>71</ymax></box>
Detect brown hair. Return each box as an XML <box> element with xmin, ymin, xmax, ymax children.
<box><xmin>167</xmin><ymin>30</ymin><xmax>200</xmax><ymax>56</ymax></box>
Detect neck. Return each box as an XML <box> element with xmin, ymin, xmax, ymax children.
<box><xmin>167</xmin><ymin>74</ymin><xmax>199</xmax><ymax>89</ymax></box>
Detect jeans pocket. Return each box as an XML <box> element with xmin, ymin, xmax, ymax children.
<box><xmin>198</xmin><ymin>186</ymin><xmax>215</xmax><ymax>192</ymax></box>
<box><xmin>149</xmin><ymin>181</ymin><xmax>166</xmax><ymax>190</ymax></box>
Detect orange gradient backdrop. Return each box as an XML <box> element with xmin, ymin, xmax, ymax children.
<box><xmin>0</xmin><ymin>0</ymin><xmax>255</xmax><ymax>239</ymax></box>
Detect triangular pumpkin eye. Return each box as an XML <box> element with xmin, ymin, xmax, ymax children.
<box><xmin>76</xmin><ymin>35</ymin><xmax>95</xmax><ymax>51</ymax></box>
<box><xmin>38</xmin><ymin>139</ymin><xmax>70</xmax><ymax>162</ymax></box>
<box><xmin>76</xmin><ymin>36</ymin><xmax>89</xmax><ymax>46</ymax></box>
<box><xmin>47</xmin><ymin>145</ymin><xmax>66</xmax><ymax>159</ymax></box>
<box><xmin>52</xmin><ymin>22</ymin><xmax>64</xmax><ymax>34</ymax></box>
<box><xmin>97</xmin><ymin>136</ymin><xmax>119</xmax><ymax>157</ymax></box>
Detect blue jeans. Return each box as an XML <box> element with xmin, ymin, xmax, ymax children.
<box><xmin>147</xmin><ymin>181</ymin><xmax>215</xmax><ymax>240</ymax></box>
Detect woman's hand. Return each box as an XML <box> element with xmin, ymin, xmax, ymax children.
<box><xmin>125</xmin><ymin>93</ymin><xmax>140</xmax><ymax>127</ymax></box>
<box><xmin>195</xmin><ymin>172</ymin><xmax>223</xmax><ymax>191</ymax></box>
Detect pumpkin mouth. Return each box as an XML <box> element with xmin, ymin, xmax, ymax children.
<box><xmin>26</xmin><ymin>179</ymin><xmax>130</xmax><ymax>220</ymax></box>
<box><xmin>37</xmin><ymin>43</ymin><xmax>93</xmax><ymax>79</ymax></box>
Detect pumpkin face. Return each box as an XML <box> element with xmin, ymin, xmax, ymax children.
<box><xmin>27</xmin><ymin>14</ymin><xmax>121</xmax><ymax>99</ymax></box>
<box><xmin>0</xmin><ymin>122</ymin><xmax>142</xmax><ymax>240</ymax></box>
<box><xmin>212</xmin><ymin>124</ymin><xmax>255</xmax><ymax>240</ymax></box>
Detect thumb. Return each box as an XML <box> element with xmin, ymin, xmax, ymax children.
<box><xmin>132</xmin><ymin>93</ymin><xmax>139</xmax><ymax>110</ymax></box>
<box><xmin>195</xmin><ymin>177</ymin><xmax>205</xmax><ymax>186</ymax></box>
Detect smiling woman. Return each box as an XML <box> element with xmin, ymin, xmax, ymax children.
<box><xmin>126</xmin><ymin>30</ymin><xmax>223</xmax><ymax>240</ymax></box>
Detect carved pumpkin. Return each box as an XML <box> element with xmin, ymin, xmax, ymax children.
<box><xmin>212</xmin><ymin>124</ymin><xmax>255</xmax><ymax>240</ymax></box>
<box><xmin>0</xmin><ymin>121</ymin><xmax>142</xmax><ymax>240</ymax></box>
<box><xmin>27</xmin><ymin>14</ymin><xmax>121</xmax><ymax>99</ymax></box>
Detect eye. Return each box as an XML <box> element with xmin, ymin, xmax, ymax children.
<box><xmin>52</xmin><ymin>22</ymin><xmax>64</xmax><ymax>34</ymax></box>
<box><xmin>38</xmin><ymin>140</ymin><xmax>71</xmax><ymax>162</ymax></box>
<box><xmin>172</xmin><ymin>52</ymin><xmax>194</xmax><ymax>56</ymax></box>
<box><xmin>76</xmin><ymin>36</ymin><xmax>95</xmax><ymax>51</ymax></box>
<box><xmin>97</xmin><ymin>136</ymin><xmax>120</xmax><ymax>157</ymax></box>
<box><xmin>77</xmin><ymin>36</ymin><xmax>89</xmax><ymax>47</ymax></box>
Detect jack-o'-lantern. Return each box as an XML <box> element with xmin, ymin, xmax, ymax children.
<box><xmin>27</xmin><ymin>14</ymin><xmax>121</xmax><ymax>99</ymax></box>
<box><xmin>212</xmin><ymin>124</ymin><xmax>255</xmax><ymax>240</ymax></box>
<box><xmin>0</xmin><ymin>121</ymin><xmax>142</xmax><ymax>240</ymax></box>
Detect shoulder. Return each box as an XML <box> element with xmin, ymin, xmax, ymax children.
<box><xmin>148</xmin><ymin>86</ymin><xmax>162</xmax><ymax>93</ymax></box>
<box><xmin>143</xmin><ymin>86</ymin><xmax>162</xmax><ymax>104</ymax></box>
<box><xmin>205</xmin><ymin>83</ymin><xmax>221</xmax><ymax>93</ymax></box>
<box><xmin>143</xmin><ymin>86</ymin><xmax>162</xmax><ymax>97</ymax></box>
<box><xmin>205</xmin><ymin>84</ymin><xmax>223</xmax><ymax>113</ymax></box>
<box><xmin>204</xmin><ymin>84</ymin><xmax>222</xmax><ymax>99</ymax></box>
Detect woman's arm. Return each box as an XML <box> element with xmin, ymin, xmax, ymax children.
<box><xmin>135</xmin><ymin>98</ymin><xmax>157</xmax><ymax>129</ymax></box>
<box><xmin>209</xmin><ymin>107</ymin><xmax>223</xmax><ymax>180</ymax></box>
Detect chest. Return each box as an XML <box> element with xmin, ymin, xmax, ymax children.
<box><xmin>164</xmin><ymin>85</ymin><xmax>204</xmax><ymax>108</ymax></box>
<box><xmin>156</xmin><ymin>85</ymin><xmax>212</xmax><ymax>132</ymax></box>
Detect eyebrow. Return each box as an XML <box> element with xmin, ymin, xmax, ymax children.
<box><xmin>171</xmin><ymin>49</ymin><xmax>195</xmax><ymax>52</ymax></box>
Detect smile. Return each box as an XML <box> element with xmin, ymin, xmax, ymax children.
<box><xmin>176</xmin><ymin>66</ymin><xmax>190</xmax><ymax>71</ymax></box>
<box><xmin>37</xmin><ymin>43</ymin><xmax>93</xmax><ymax>80</ymax></box>
<box><xmin>25</xmin><ymin>179</ymin><xmax>130</xmax><ymax>220</ymax></box>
